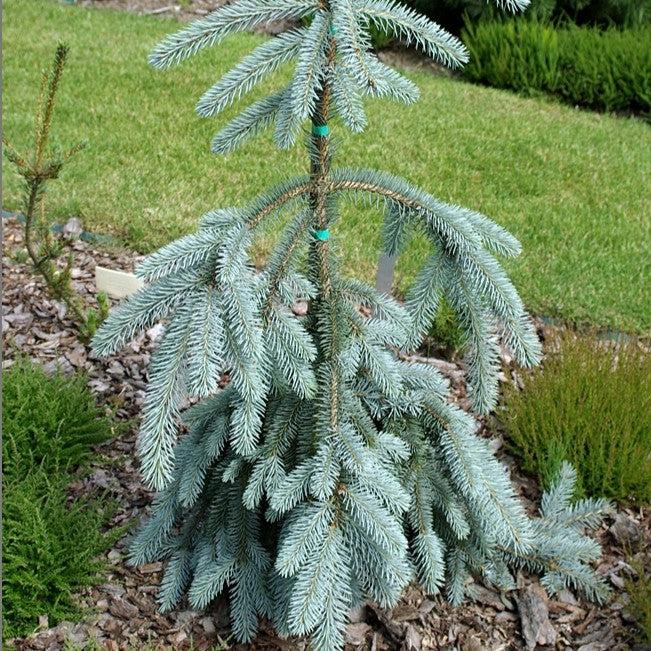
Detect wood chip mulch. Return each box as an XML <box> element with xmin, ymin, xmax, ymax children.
<box><xmin>2</xmin><ymin>216</ymin><xmax>649</xmax><ymax>651</ymax></box>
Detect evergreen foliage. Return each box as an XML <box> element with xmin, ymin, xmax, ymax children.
<box><xmin>94</xmin><ymin>0</ymin><xmax>609</xmax><ymax>646</ymax></box>
<box><xmin>462</xmin><ymin>19</ymin><xmax>651</xmax><ymax>115</ymax></box>
<box><xmin>2</xmin><ymin>359</ymin><xmax>119</xmax><ymax>639</ymax></box>
<box><xmin>2</xmin><ymin>357</ymin><xmax>117</xmax><ymax>477</ymax></box>
<box><xmin>398</xmin><ymin>0</ymin><xmax>649</xmax><ymax>34</ymax></box>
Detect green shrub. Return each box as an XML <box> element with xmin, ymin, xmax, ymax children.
<box><xmin>556</xmin><ymin>25</ymin><xmax>651</xmax><ymax>113</ymax></box>
<box><xmin>2</xmin><ymin>470</ymin><xmax>117</xmax><ymax>639</ymax></box>
<box><xmin>2</xmin><ymin>359</ymin><xmax>120</xmax><ymax>639</ymax></box>
<box><xmin>499</xmin><ymin>333</ymin><xmax>651</xmax><ymax>503</ymax></box>
<box><xmin>463</xmin><ymin>20</ymin><xmax>560</xmax><ymax>92</ymax></box>
<box><xmin>426</xmin><ymin>299</ymin><xmax>465</xmax><ymax>354</ymax></box>
<box><xmin>626</xmin><ymin>560</ymin><xmax>651</xmax><ymax>643</ymax></box>
<box><xmin>2</xmin><ymin>358</ymin><xmax>116</xmax><ymax>478</ymax></box>
<box><xmin>462</xmin><ymin>20</ymin><xmax>651</xmax><ymax>115</ymax></box>
<box><xmin>401</xmin><ymin>0</ymin><xmax>649</xmax><ymax>33</ymax></box>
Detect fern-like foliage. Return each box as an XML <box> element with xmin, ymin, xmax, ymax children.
<box><xmin>93</xmin><ymin>0</ymin><xmax>609</xmax><ymax>647</ymax></box>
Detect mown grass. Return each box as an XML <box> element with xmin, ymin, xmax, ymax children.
<box><xmin>499</xmin><ymin>333</ymin><xmax>651</xmax><ymax>505</ymax></box>
<box><xmin>2</xmin><ymin>359</ymin><xmax>121</xmax><ymax>639</ymax></box>
<box><xmin>3</xmin><ymin>0</ymin><xmax>650</xmax><ymax>332</ymax></box>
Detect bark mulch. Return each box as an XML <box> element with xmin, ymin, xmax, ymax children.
<box><xmin>2</xmin><ymin>216</ymin><xmax>648</xmax><ymax>650</ymax></box>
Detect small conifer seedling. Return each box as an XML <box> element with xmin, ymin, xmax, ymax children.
<box><xmin>4</xmin><ymin>45</ymin><xmax>109</xmax><ymax>341</ymax></box>
<box><xmin>94</xmin><ymin>1</ymin><xmax>610</xmax><ymax>647</ymax></box>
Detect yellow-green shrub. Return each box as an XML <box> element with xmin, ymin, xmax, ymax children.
<box><xmin>499</xmin><ymin>333</ymin><xmax>651</xmax><ymax>503</ymax></box>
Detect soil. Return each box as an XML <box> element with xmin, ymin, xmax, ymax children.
<box><xmin>2</xmin><ymin>216</ymin><xmax>649</xmax><ymax>650</ymax></box>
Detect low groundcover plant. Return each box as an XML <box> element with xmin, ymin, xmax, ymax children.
<box><xmin>93</xmin><ymin>0</ymin><xmax>610</xmax><ymax>647</ymax></box>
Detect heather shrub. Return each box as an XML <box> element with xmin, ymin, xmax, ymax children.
<box><xmin>463</xmin><ymin>19</ymin><xmax>560</xmax><ymax>92</ymax></box>
<box><xmin>402</xmin><ymin>0</ymin><xmax>649</xmax><ymax>32</ymax></box>
<box><xmin>500</xmin><ymin>333</ymin><xmax>651</xmax><ymax>503</ymax></box>
<box><xmin>2</xmin><ymin>470</ymin><xmax>117</xmax><ymax>639</ymax></box>
<box><xmin>555</xmin><ymin>24</ymin><xmax>651</xmax><ymax>113</ymax></box>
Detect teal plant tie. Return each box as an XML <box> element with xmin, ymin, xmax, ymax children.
<box><xmin>312</xmin><ymin>124</ymin><xmax>330</xmax><ymax>137</ymax></box>
<box><xmin>313</xmin><ymin>229</ymin><xmax>330</xmax><ymax>241</ymax></box>
<box><xmin>329</xmin><ymin>24</ymin><xmax>338</xmax><ymax>35</ymax></box>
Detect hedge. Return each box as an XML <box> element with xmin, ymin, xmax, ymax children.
<box><xmin>462</xmin><ymin>20</ymin><xmax>651</xmax><ymax>115</ymax></box>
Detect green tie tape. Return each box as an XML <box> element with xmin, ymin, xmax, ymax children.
<box><xmin>313</xmin><ymin>229</ymin><xmax>330</xmax><ymax>241</ymax></box>
<box><xmin>312</xmin><ymin>124</ymin><xmax>330</xmax><ymax>137</ymax></box>
<box><xmin>330</xmin><ymin>25</ymin><xmax>339</xmax><ymax>35</ymax></box>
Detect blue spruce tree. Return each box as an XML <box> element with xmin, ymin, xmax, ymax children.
<box><xmin>93</xmin><ymin>1</ymin><xmax>610</xmax><ymax>647</ymax></box>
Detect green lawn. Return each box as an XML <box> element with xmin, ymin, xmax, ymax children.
<box><xmin>3</xmin><ymin>0</ymin><xmax>650</xmax><ymax>333</ymax></box>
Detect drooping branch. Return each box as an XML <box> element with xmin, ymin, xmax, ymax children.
<box><xmin>245</xmin><ymin>176</ymin><xmax>312</xmax><ymax>228</ymax></box>
<box><xmin>260</xmin><ymin>210</ymin><xmax>313</xmax><ymax>316</ymax></box>
<box><xmin>196</xmin><ymin>28</ymin><xmax>306</xmax><ymax>118</ymax></box>
<box><xmin>149</xmin><ymin>0</ymin><xmax>319</xmax><ymax>70</ymax></box>
<box><xmin>356</xmin><ymin>0</ymin><xmax>469</xmax><ymax>67</ymax></box>
<box><xmin>327</xmin><ymin>167</ymin><xmax>541</xmax><ymax>387</ymax></box>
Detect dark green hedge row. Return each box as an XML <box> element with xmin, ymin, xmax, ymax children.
<box><xmin>403</xmin><ymin>0</ymin><xmax>648</xmax><ymax>34</ymax></box>
<box><xmin>461</xmin><ymin>20</ymin><xmax>651</xmax><ymax>115</ymax></box>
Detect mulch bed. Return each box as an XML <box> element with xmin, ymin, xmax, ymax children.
<box><xmin>2</xmin><ymin>216</ymin><xmax>648</xmax><ymax>650</ymax></box>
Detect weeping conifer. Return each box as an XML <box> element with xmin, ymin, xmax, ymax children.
<box><xmin>93</xmin><ymin>1</ymin><xmax>610</xmax><ymax>647</ymax></box>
